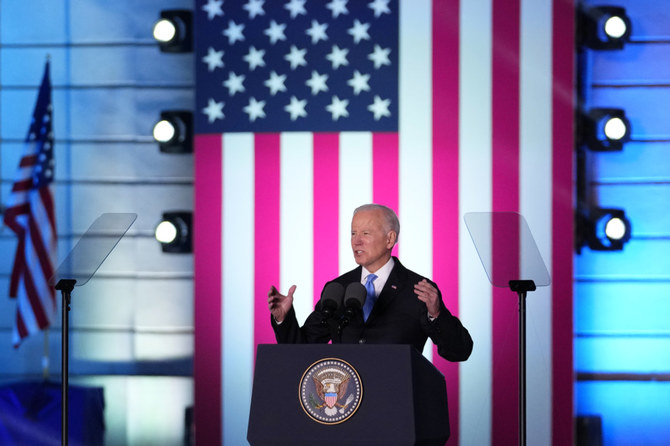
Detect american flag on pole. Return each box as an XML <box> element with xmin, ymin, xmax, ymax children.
<box><xmin>3</xmin><ymin>61</ymin><xmax>57</xmax><ymax>348</ymax></box>
<box><xmin>193</xmin><ymin>0</ymin><xmax>574</xmax><ymax>445</ymax></box>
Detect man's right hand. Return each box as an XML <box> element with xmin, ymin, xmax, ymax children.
<box><xmin>268</xmin><ymin>285</ymin><xmax>296</xmax><ymax>323</ymax></box>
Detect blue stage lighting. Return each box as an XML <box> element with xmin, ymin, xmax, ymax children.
<box><xmin>579</xmin><ymin>6</ymin><xmax>632</xmax><ymax>50</ymax></box>
<box><xmin>153</xmin><ymin>10</ymin><xmax>193</xmax><ymax>53</ymax></box>
<box><xmin>580</xmin><ymin>108</ymin><xmax>631</xmax><ymax>152</ymax></box>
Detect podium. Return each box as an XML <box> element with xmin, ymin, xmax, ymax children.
<box><xmin>247</xmin><ymin>344</ymin><xmax>449</xmax><ymax>446</ymax></box>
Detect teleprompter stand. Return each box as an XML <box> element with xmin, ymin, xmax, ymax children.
<box><xmin>49</xmin><ymin>213</ymin><xmax>137</xmax><ymax>446</ymax></box>
<box><xmin>464</xmin><ymin>212</ymin><xmax>550</xmax><ymax>446</ymax></box>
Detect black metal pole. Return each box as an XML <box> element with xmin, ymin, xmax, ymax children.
<box><xmin>519</xmin><ymin>289</ymin><xmax>527</xmax><ymax>446</ymax></box>
<box><xmin>56</xmin><ymin>279</ymin><xmax>76</xmax><ymax>446</ymax></box>
<box><xmin>509</xmin><ymin>280</ymin><xmax>535</xmax><ymax>446</ymax></box>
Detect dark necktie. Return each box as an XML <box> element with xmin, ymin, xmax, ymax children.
<box><xmin>362</xmin><ymin>274</ymin><xmax>377</xmax><ymax>321</ymax></box>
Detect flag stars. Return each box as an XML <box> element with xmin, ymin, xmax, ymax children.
<box><xmin>285</xmin><ymin>45</ymin><xmax>307</xmax><ymax>70</ymax></box>
<box><xmin>264</xmin><ymin>20</ymin><xmax>287</xmax><ymax>44</ymax></box>
<box><xmin>202</xmin><ymin>0</ymin><xmax>224</xmax><ymax>20</ymax></box>
<box><xmin>306</xmin><ymin>20</ymin><xmax>328</xmax><ymax>44</ymax></box>
<box><xmin>223</xmin><ymin>20</ymin><xmax>245</xmax><ymax>45</ymax></box>
<box><xmin>348</xmin><ymin>19</ymin><xmax>370</xmax><ymax>44</ymax></box>
<box><xmin>368</xmin><ymin>44</ymin><xmax>391</xmax><ymax>69</ymax></box>
<box><xmin>285</xmin><ymin>96</ymin><xmax>308</xmax><ymax>121</ymax></box>
<box><xmin>202</xmin><ymin>98</ymin><xmax>225</xmax><ymax>123</ymax></box>
<box><xmin>244</xmin><ymin>97</ymin><xmax>266</xmax><ymax>121</ymax></box>
<box><xmin>326</xmin><ymin>0</ymin><xmax>349</xmax><ymax>18</ymax></box>
<box><xmin>243</xmin><ymin>0</ymin><xmax>265</xmax><ymax>19</ymax></box>
<box><xmin>223</xmin><ymin>72</ymin><xmax>246</xmax><ymax>96</ymax></box>
<box><xmin>244</xmin><ymin>46</ymin><xmax>266</xmax><ymax>70</ymax></box>
<box><xmin>368</xmin><ymin>0</ymin><xmax>391</xmax><ymax>18</ymax></box>
<box><xmin>284</xmin><ymin>0</ymin><xmax>307</xmax><ymax>19</ymax></box>
<box><xmin>326</xmin><ymin>45</ymin><xmax>349</xmax><ymax>69</ymax></box>
<box><xmin>368</xmin><ymin>95</ymin><xmax>391</xmax><ymax>120</ymax></box>
<box><xmin>202</xmin><ymin>47</ymin><xmax>224</xmax><ymax>71</ymax></box>
<box><xmin>326</xmin><ymin>96</ymin><xmax>349</xmax><ymax>120</ymax></box>
<box><xmin>198</xmin><ymin>2</ymin><xmax>397</xmax><ymax>129</ymax></box>
<box><xmin>348</xmin><ymin>70</ymin><xmax>370</xmax><ymax>95</ymax></box>
<box><xmin>306</xmin><ymin>71</ymin><xmax>328</xmax><ymax>95</ymax></box>
<box><xmin>264</xmin><ymin>71</ymin><xmax>287</xmax><ymax>95</ymax></box>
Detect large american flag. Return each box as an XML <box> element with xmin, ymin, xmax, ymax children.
<box><xmin>3</xmin><ymin>61</ymin><xmax>57</xmax><ymax>348</ymax></box>
<box><xmin>193</xmin><ymin>0</ymin><xmax>574</xmax><ymax>445</ymax></box>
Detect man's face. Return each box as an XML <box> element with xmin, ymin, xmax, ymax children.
<box><xmin>351</xmin><ymin>209</ymin><xmax>396</xmax><ymax>273</ymax></box>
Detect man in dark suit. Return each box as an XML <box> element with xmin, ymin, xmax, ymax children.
<box><xmin>268</xmin><ymin>203</ymin><xmax>473</xmax><ymax>362</ymax></box>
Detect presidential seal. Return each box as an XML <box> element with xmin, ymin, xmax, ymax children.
<box><xmin>299</xmin><ymin>358</ymin><xmax>363</xmax><ymax>425</ymax></box>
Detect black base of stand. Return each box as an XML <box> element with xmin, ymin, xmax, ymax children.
<box><xmin>55</xmin><ymin>279</ymin><xmax>76</xmax><ymax>446</ymax></box>
<box><xmin>508</xmin><ymin>280</ymin><xmax>535</xmax><ymax>446</ymax></box>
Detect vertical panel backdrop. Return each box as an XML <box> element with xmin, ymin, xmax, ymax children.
<box><xmin>193</xmin><ymin>0</ymin><xmax>574</xmax><ymax>445</ymax></box>
<box><xmin>576</xmin><ymin>0</ymin><xmax>670</xmax><ymax>444</ymax></box>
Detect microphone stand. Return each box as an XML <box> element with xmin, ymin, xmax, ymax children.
<box><xmin>336</xmin><ymin>303</ymin><xmax>360</xmax><ymax>336</ymax></box>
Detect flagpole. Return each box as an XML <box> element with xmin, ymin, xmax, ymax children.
<box><xmin>43</xmin><ymin>53</ymin><xmax>52</xmax><ymax>384</ymax></box>
<box><xmin>43</xmin><ymin>331</ymin><xmax>50</xmax><ymax>381</ymax></box>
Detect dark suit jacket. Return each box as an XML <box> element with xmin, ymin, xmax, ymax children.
<box><xmin>272</xmin><ymin>257</ymin><xmax>473</xmax><ymax>362</ymax></box>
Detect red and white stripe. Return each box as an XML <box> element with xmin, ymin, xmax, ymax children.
<box><xmin>194</xmin><ymin>0</ymin><xmax>574</xmax><ymax>444</ymax></box>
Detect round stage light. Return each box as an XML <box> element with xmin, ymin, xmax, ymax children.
<box><xmin>581</xmin><ymin>108</ymin><xmax>630</xmax><ymax>152</ymax></box>
<box><xmin>153</xmin><ymin>19</ymin><xmax>177</xmax><ymax>44</ymax></box>
<box><xmin>155</xmin><ymin>212</ymin><xmax>192</xmax><ymax>253</ymax></box>
<box><xmin>153</xmin><ymin>119</ymin><xmax>176</xmax><ymax>144</ymax></box>
<box><xmin>153</xmin><ymin>111</ymin><xmax>193</xmax><ymax>153</ymax></box>
<box><xmin>604</xmin><ymin>216</ymin><xmax>627</xmax><ymax>241</ymax></box>
<box><xmin>155</xmin><ymin>220</ymin><xmax>178</xmax><ymax>244</ymax></box>
<box><xmin>579</xmin><ymin>6</ymin><xmax>631</xmax><ymax>50</ymax></box>
<box><xmin>604</xmin><ymin>15</ymin><xmax>627</xmax><ymax>39</ymax></box>
<box><xmin>603</xmin><ymin>116</ymin><xmax>627</xmax><ymax>141</ymax></box>
<box><xmin>153</xmin><ymin>10</ymin><xmax>193</xmax><ymax>53</ymax></box>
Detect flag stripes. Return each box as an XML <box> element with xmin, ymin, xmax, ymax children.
<box><xmin>193</xmin><ymin>133</ymin><xmax>223</xmax><ymax>444</ymax></box>
<box><xmin>550</xmin><ymin>0</ymin><xmax>576</xmax><ymax>443</ymax></box>
<box><xmin>313</xmin><ymin>134</ymin><xmax>340</xmax><ymax>306</ymax></box>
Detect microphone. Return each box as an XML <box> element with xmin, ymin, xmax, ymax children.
<box><xmin>338</xmin><ymin>282</ymin><xmax>366</xmax><ymax>331</ymax></box>
<box><xmin>319</xmin><ymin>282</ymin><xmax>344</xmax><ymax>324</ymax></box>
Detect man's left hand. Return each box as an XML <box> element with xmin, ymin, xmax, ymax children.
<box><xmin>414</xmin><ymin>279</ymin><xmax>441</xmax><ymax>319</ymax></box>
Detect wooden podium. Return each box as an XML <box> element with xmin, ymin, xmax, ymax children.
<box><xmin>247</xmin><ymin>344</ymin><xmax>449</xmax><ymax>446</ymax></box>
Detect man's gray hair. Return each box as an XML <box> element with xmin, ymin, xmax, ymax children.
<box><xmin>353</xmin><ymin>204</ymin><xmax>400</xmax><ymax>238</ymax></box>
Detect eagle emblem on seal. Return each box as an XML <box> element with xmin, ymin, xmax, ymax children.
<box><xmin>299</xmin><ymin>358</ymin><xmax>363</xmax><ymax>424</ymax></box>
<box><xmin>313</xmin><ymin>367</ymin><xmax>352</xmax><ymax>416</ymax></box>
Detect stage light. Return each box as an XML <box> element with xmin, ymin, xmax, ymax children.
<box><xmin>579</xmin><ymin>6</ymin><xmax>631</xmax><ymax>50</ymax></box>
<box><xmin>153</xmin><ymin>10</ymin><xmax>193</xmax><ymax>53</ymax></box>
<box><xmin>155</xmin><ymin>212</ymin><xmax>192</xmax><ymax>253</ymax></box>
<box><xmin>153</xmin><ymin>111</ymin><xmax>193</xmax><ymax>153</ymax></box>
<box><xmin>580</xmin><ymin>108</ymin><xmax>631</xmax><ymax>152</ymax></box>
<box><xmin>577</xmin><ymin>207</ymin><xmax>631</xmax><ymax>252</ymax></box>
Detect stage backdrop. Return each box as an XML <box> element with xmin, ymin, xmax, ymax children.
<box><xmin>193</xmin><ymin>0</ymin><xmax>574</xmax><ymax>445</ymax></box>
